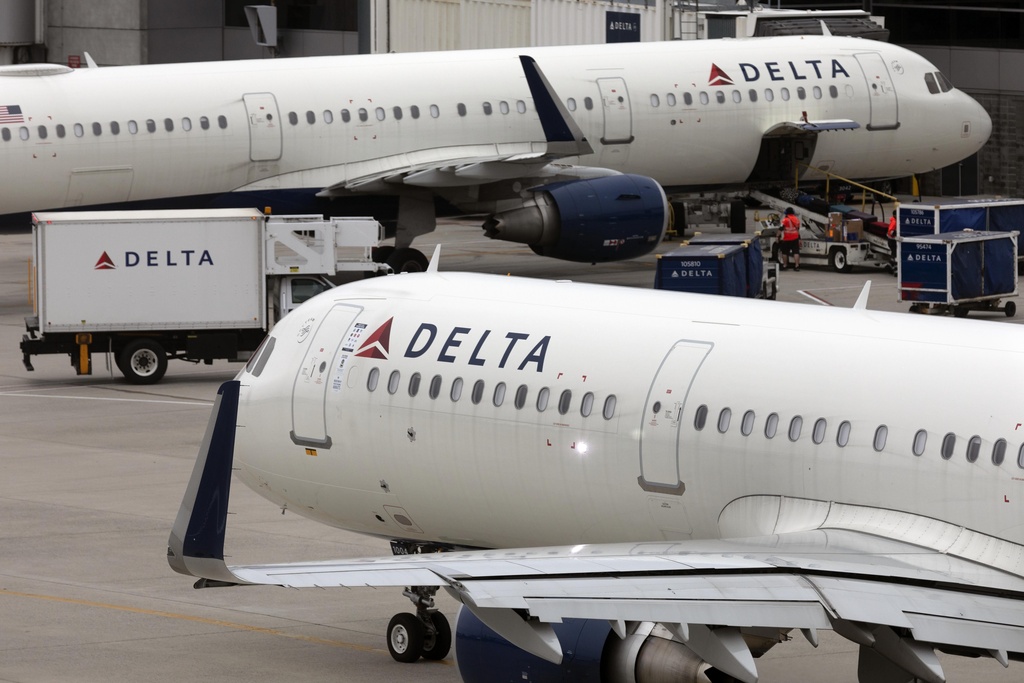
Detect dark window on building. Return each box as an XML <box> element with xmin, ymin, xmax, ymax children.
<box><xmin>225</xmin><ymin>0</ymin><xmax>357</xmax><ymax>32</ymax></box>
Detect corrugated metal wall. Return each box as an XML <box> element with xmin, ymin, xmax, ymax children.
<box><xmin>532</xmin><ymin>0</ymin><xmax>662</xmax><ymax>47</ymax></box>
<box><xmin>385</xmin><ymin>0</ymin><xmax>530</xmax><ymax>53</ymax></box>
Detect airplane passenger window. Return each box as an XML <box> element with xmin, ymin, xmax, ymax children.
<box><xmin>837</xmin><ymin>420</ymin><xmax>851</xmax><ymax>447</ymax></box>
<box><xmin>993</xmin><ymin>438</ymin><xmax>1007</xmax><ymax>466</ymax></box>
<box><xmin>408</xmin><ymin>372</ymin><xmax>421</xmax><ymax>397</ymax></box>
<box><xmin>341</xmin><ymin>109</ymin><xmax>351</xmax><ymax>123</ymax></box>
<box><xmin>584</xmin><ymin>97</ymin><xmax>593</xmax><ymax>110</ymax></box>
<box><xmin>367</xmin><ymin>367</ymin><xmax>380</xmax><ymax>392</ymax></box>
<box><xmin>358</xmin><ymin>109</ymin><xmax>368</xmax><ymax>122</ymax></box>
<box><xmin>127</xmin><ymin>120</ymin><xmax>138</xmax><ymax>134</ymax></box>
<box><xmin>796</xmin><ymin>87</ymin><xmax>806</xmax><ymax>100</ymax></box>
<box><xmin>765</xmin><ymin>413</ymin><xmax>779</xmax><ymax>439</ymax></box>
<box><xmin>493</xmin><ymin>381</ymin><xmax>506</xmax><ymax>407</ymax></box>
<box><xmin>780</xmin><ymin>88</ymin><xmax>790</xmax><ymax>101</ymax></box>
<box><xmin>306</xmin><ymin>111</ymin><xmax>316</xmax><ymax>124</ymax></box>
<box><xmin>450</xmin><ymin>377</ymin><xmax>464</xmax><ymax>402</ymax></box>
<box><xmin>925</xmin><ymin>73</ymin><xmax>939</xmax><ymax>95</ymax></box>
<box><xmin>912</xmin><ymin>429</ymin><xmax>927</xmax><ymax>456</ymax></box>
<box><xmin>91</xmin><ymin>122</ymin><xmax>102</xmax><ymax>136</ymax></box>
<box><xmin>741</xmin><ymin>410</ymin><xmax>755</xmax><ymax>436</ymax></box>
<box><xmin>109</xmin><ymin>122</ymin><xmax>119</xmax><ymax>135</ymax></box>
<box><xmin>410</xmin><ymin>105</ymin><xmax>420</xmax><ymax>119</ymax></box>
<box><xmin>748</xmin><ymin>89</ymin><xmax>758</xmax><ymax>103</ymax></box>
<box><xmin>514</xmin><ymin>384</ymin><xmax>528</xmax><ymax>410</ymax></box>
<box><xmin>567</xmin><ymin>98</ymin><xmax>576</xmax><ymax>111</ymax></box>
<box><xmin>788</xmin><ymin>416</ymin><xmax>803</xmax><ymax>442</ymax></box>
<box><xmin>715</xmin><ymin>91</ymin><xmax>725</xmax><ymax>104</ymax></box>
<box><xmin>457</xmin><ymin>103</ymin><xmax>467</xmax><ymax>117</ymax></box>
<box><xmin>966</xmin><ymin>435</ymin><xmax>981</xmax><ymax>463</ymax></box>
<box><xmin>667</xmin><ymin>93</ymin><xmax>676</xmax><ymax>107</ymax></box>
<box><xmin>164</xmin><ymin>118</ymin><xmax>174</xmax><ymax>132</ymax></box>
<box><xmin>602</xmin><ymin>395</ymin><xmax>617</xmax><ymax>420</ymax></box>
<box><xmin>483</xmin><ymin>102</ymin><xmax>493</xmax><ymax>115</ymax></box>
<box><xmin>392</xmin><ymin>107</ymin><xmax>402</xmax><ymax>120</ymax></box>
<box><xmin>18</xmin><ymin>126</ymin><xmax>28</xmax><ymax>140</ymax></box>
<box><xmin>74</xmin><ymin>123</ymin><xmax>85</xmax><ymax>137</ymax></box>
<box><xmin>37</xmin><ymin>126</ymin><xmax>47</xmax><ymax>140</ymax></box>
<box><xmin>200</xmin><ymin>116</ymin><xmax>210</xmax><ymax>129</ymax></box>
<box><xmin>182</xmin><ymin>117</ymin><xmax>192</xmax><ymax>131</ymax></box>
<box><xmin>699</xmin><ymin>92</ymin><xmax>709</xmax><ymax>105</ymax></box>
<box><xmin>388</xmin><ymin>370</ymin><xmax>401</xmax><ymax>395</ymax></box>
<box><xmin>558</xmin><ymin>390</ymin><xmax>572</xmax><ymax>416</ymax></box>
<box><xmin>0</xmin><ymin>128</ymin><xmax>8</xmax><ymax>142</ymax></box>
<box><xmin>323</xmin><ymin>110</ymin><xmax>334</xmax><ymax>124</ymax></box>
<box><xmin>429</xmin><ymin>374</ymin><xmax>442</xmax><ymax>399</ymax></box>
<box><xmin>829</xmin><ymin>85</ymin><xmax>839</xmax><ymax>98</ymax></box>
<box><xmin>873</xmin><ymin>425</ymin><xmax>888</xmax><ymax>452</ymax></box>
<box><xmin>717</xmin><ymin>408</ymin><xmax>731</xmax><ymax>434</ymax></box>
<box><xmin>813</xmin><ymin>86</ymin><xmax>822</xmax><ymax>100</ymax></box>
<box><xmin>694</xmin><ymin>404</ymin><xmax>708</xmax><ymax>431</ymax></box>
<box><xmin>812</xmin><ymin>418</ymin><xmax>827</xmax><ymax>444</ymax></box>
<box><xmin>941</xmin><ymin>432</ymin><xmax>956</xmax><ymax>460</ymax></box>
<box><xmin>516</xmin><ymin>100</ymin><xmax>527</xmax><ymax>114</ymax></box>
<box><xmin>430</xmin><ymin>104</ymin><xmax>440</xmax><ymax>118</ymax></box>
<box><xmin>218</xmin><ymin>115</ymin><xmax>228</xmax><ymax>129</ymax></box>
<box><xmin>376</xmin><ymin>107</ymin><xmax>385</xmax><ymax>121</ymax></box>
<box><xmin>650</xmin><ymin>94</ymin><xmax>660</xmax><ymax>107</ymax></box>
<box><xmin>288</xmin><ymin>112</ymin><xmax>298</xmax><ymax>125</ymax></box>
<box><xmin>56</xmin><ymin>124</ymin><xmax>66</xmax><ymax>138</ymax></box>
<box><xmin>536</xmin><ymin>387</ymin><xmax>550</xmax><ymax>412</ymax></box>
<box><xmin>471</xmin><ymin>380</ymin><xmax>485</xmax><ymax>405</ymax></box>
<box><xmin>581</xmin><ymin>392</ymin><xmax>594</xmax><ymax>417</ymax></box>
<box><xmin>683</xmin><ymin>93</ymin><xmax>693</xmax><ymax>106</ymax></box>
<box><xmin>731</xmin><ymin>90</ymin><xmax>741</xmax><ymax>104</ymax></box>
<box><xmin>764</xmin><ymin>89</ymin><xmax>774</xmax><ymax>102</ymax></box>
<box><xmin>146</xmin><ymin>119</ymin><xmax>156</xmax><ymax>133</ymax></box>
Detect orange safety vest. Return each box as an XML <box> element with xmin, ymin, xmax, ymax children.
<box><xmin>887</xmin><ymin>215</ymin><xmax>897</xmax><ymax>238</ymax></box>
<box><xmin>781</xmin><ymin>214</ymin><xmax>801</xmax><ymax>241</ymax></box>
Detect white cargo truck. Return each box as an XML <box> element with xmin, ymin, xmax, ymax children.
<box><xmin>21</xmin><ymin>208</ymin><xmax>389</xmax><ymax>383</ymax></box>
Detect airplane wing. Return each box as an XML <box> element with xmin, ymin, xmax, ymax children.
<box><xmin>169</xmin><ymin>382</ymin><xmax>1024</xmax><ymax>683</ymax></box>
<box><xmin>310</xmin><ymin>55</ymin><xmax>596</xmax><ymax>196</ymax></box>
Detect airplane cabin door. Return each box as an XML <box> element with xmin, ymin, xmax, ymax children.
<box><xmin>854</xmin><ymin>53</ymin><xmax>899</xmax><ymax>131</ymax></box>
<box><xmin>596</xmin><ymin>77</ymin><xmax>634</xmax><ymax>145</ymax></box>
<box><xmin>243</xmin><ymin>92</ymin><xmax>283</xmax><ymax>161</ymax></box>
<box><xmin>638</xmin><ymin>340</ymin><xmax>712</xmax><ymax>495</ymax></box>
<box><xmin>291</xmin><ymin>304</ymin><xmax>363</xmax><ymax>448</ymax></box>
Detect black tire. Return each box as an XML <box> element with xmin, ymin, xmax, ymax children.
<box><xmin>828</xmin><ymin>248</ymin><xmax>850</xmax><ymax>273</ymax></box>
<box><xmin>421</xmin><ymin>612</ymin><xmax>452</xmax><ymax>661</ymax></box>
<box><xmin>1005</xmin><ymin>301</ymin><xmax>1017</xmax><ymax>318</ymax></box>
<box><xmin>387</xmin><ymin>613</ymin><xmax>424</xmax><ymax>663</ymax></box>
<box><xmin>386</xmin><ymin>247</ymin><xmax>429</xmax><ymax>273</ymax></box>
<box><xmin>118</xmin><ymin>339</ymin><xmax>168</xmax><ymax>384</ymax></box>
<box><xmin>953</xmin><ymin>306</ymin><xmax>969</xmax><ymax>318</ymax></box>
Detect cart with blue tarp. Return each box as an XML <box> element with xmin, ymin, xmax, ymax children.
<box><xmin>684</xmin><ymin>233</ymin><xmax>778</xmax><ymax>299</ymax></box>
<box><xmin>655</xmin><ymin>244</ymin><xmax>748</xmax><ymax>297</ymax></box>
<box><xmin>898</xmin><ymin>199</ymin><xmax>1024</xmax><ymax>257</ymax></box>
<box><xmin>897</xmin><ymin>230</ymin><xmax>1018</xmax><ymax>317</ymax></box>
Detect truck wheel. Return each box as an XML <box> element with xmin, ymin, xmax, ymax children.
<box><xmin>119</xmin><ymin>339</ymin><xmax>168</xmax><ymax>384</ymax></box>
<box><xmin>387</xmin><ymin>247</ymin><xmax>429</xmax><ymax>273</ymax></box>
<box><xmin>828</xmin><ymin>248</ymin><xmax>850</xmax><ymax>273</ymax></box>
<box><xmin>1006</xmin><ymin>301</ymin><xmax>1017</xmax><ymax>318</ymax></box>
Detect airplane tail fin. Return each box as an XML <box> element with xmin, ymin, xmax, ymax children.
<box><xmin>519</xmin><ymin>55</ymin><xmax>594</xmax><ymax>158</ymax></box>
<box><xmin>167</xmin><ymin>380</ymin><xmax>244</xmax><ymax>586</ymax></box>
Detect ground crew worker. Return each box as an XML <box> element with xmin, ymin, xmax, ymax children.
<box><xmin>887</xmin><ymin>210</ymin><xmax>898</xmax><ymax>272</ymax></box>
<box><xmin>779</xmin><ymin>207</ymin><xmax>801</xmax><ymax>271</ymax></box>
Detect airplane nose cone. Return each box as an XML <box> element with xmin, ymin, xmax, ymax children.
<box><xmin>973</xmin><ymin>97</ymin><xmax>993</xmax><ymax>147</ymax></box>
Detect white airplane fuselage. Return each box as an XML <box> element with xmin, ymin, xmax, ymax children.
<box><xmin>0</xmin><ymin>36</ymin><xmax>991</xmax><ymax>217</ymax></box>
<box><xmin>233</xmin><ymin>272</ymin><xmax>1024</xmax><ymax>572</ymax></box>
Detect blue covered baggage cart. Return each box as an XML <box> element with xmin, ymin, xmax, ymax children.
<box><xmin>684</xmin><ymin>233</ymin><xmax>777</xmax><ymax>299</ymax></box>
<box><xmin>898</xmin><ymin>199</ymin><xmax>1024</xmax><ymax>257</ymax></box>
<box><xmin>655</xmin><ymin>244</ymin><xmax>747</xmax><ymax>297</ymax></box>
<box><xmin>897</xmin><ymin>230</ymin><xmax>1018</xmax><ymax>317</ymax></box>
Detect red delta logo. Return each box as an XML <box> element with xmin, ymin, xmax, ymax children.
<box><xmin>708</xmin><ymin>64</ymin><xmax>734</xmax><ymax>86</ymax></box>
<box><xmin>355</xmin><ymin>317</ymin><xmax>393</xmax><ymax>359</ymax></box>
<box><xmin>94</xmin><ymin>252</ymin><xmax>116</xmax><ymax>270</ymax></box>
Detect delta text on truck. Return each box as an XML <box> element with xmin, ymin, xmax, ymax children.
<box><xmin>21</xmin><ymin>208</ymin><xmax>388</xmax><ymax>383</ymax></box>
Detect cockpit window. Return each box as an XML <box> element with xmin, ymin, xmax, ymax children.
<box><xmin>246</xmin><ymin>335</ymin><xmax>276</xmax><ymax>377</ymax></box>
<box><xmin>926</xmin><ymin>72</ymin><xmax>954</xmax><ymax>95</ymax></box>
<box><xmin>925</xmin><ymin>73</ymin><xmax>939</xmax><ymax>95</ymax></box>
<box><xmin>936</xmin><ymin>72</ymin><xmax>953</xmax><ymax>93</ymax></box>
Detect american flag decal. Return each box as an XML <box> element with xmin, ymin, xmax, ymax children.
<box><xmin>0</xmin><ymin>105</ymin><xmax>24</xmax><ymax>124</ymax></box>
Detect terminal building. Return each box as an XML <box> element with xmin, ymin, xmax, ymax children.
<box><xmin>1</xmin><ymin>1</ymin><xmax>1018</xmax><ymax>198</ymax></box>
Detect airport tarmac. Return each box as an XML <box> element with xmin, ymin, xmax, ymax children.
<box><xmin>1</xmin><ymin>220</ymin><xmax>1021</xmax><ymax>682</ymax></box>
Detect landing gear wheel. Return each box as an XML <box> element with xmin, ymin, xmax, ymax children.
<box><xmin>421</xmin><ymin>612</ymin><xmax>451</xmax><ymax>661</ymax></box>
<box><xmin>386</xmin><ymin>247</ymin><xmax>429</xmax><ymax>273</ymax></box>
<box><xmin>828</xmin><ymin>248</ymin><xmax>850</xmax><ymax>273</ymax></box>
<box><xmin>118</xmin><ymin>339</ymin><xmax>167</xmax><ymax>384</ymax></box>
<box><xmin>1005</xmin><ymin>301</ymin><xmax>1017</xmax><ymax>318</ymax></box>
<box><xmin>387</xmin><ymin>613</ymin><xmax>425</xmax><ymax>663</ymax></box>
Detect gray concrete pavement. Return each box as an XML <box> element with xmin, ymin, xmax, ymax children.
<box><xmin>1</xmin><ymin>223</ymin><xmax>1020</xmax><ymax>682</ymax></box>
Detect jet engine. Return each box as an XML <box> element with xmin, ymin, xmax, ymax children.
<box><xmin>482</xmin><ymin>174</ymin><xmax>668</xmax><ymax>263</ymax></box>
<box><xmin>454</xmin><ymin>607</ymin><xmax>779</xmax><ymax>683</ymax></box>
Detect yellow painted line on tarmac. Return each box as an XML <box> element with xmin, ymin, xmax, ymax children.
<box><xmin>0</xmin><ymin>587</ymin><xmax>452</xmax><ymax>665</ymax></box>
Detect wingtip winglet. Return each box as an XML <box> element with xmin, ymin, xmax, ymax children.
<box><xmin>518</xmin><ymin>55</ymin><xmax>593</xmax><ymax>156</ymax></box>
<box><xmin>426</xmin><ymin>244</ymin><xmax>442</xmax><ymax>273</ymax></box>
<box><xmin>853</xmin><ymin>280</ymin><xmax>871</xmax><ymax>311</ymax></box>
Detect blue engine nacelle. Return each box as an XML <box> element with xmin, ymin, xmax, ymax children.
<box><xmin>481</xmin><ymin>174</ymin><xmax>669</xmax><ymax>263</ymax></box>
<box><xmin>453</xmin><ymin>606</ymin><xmax>720</xmax><ymax>683</ymax></box>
